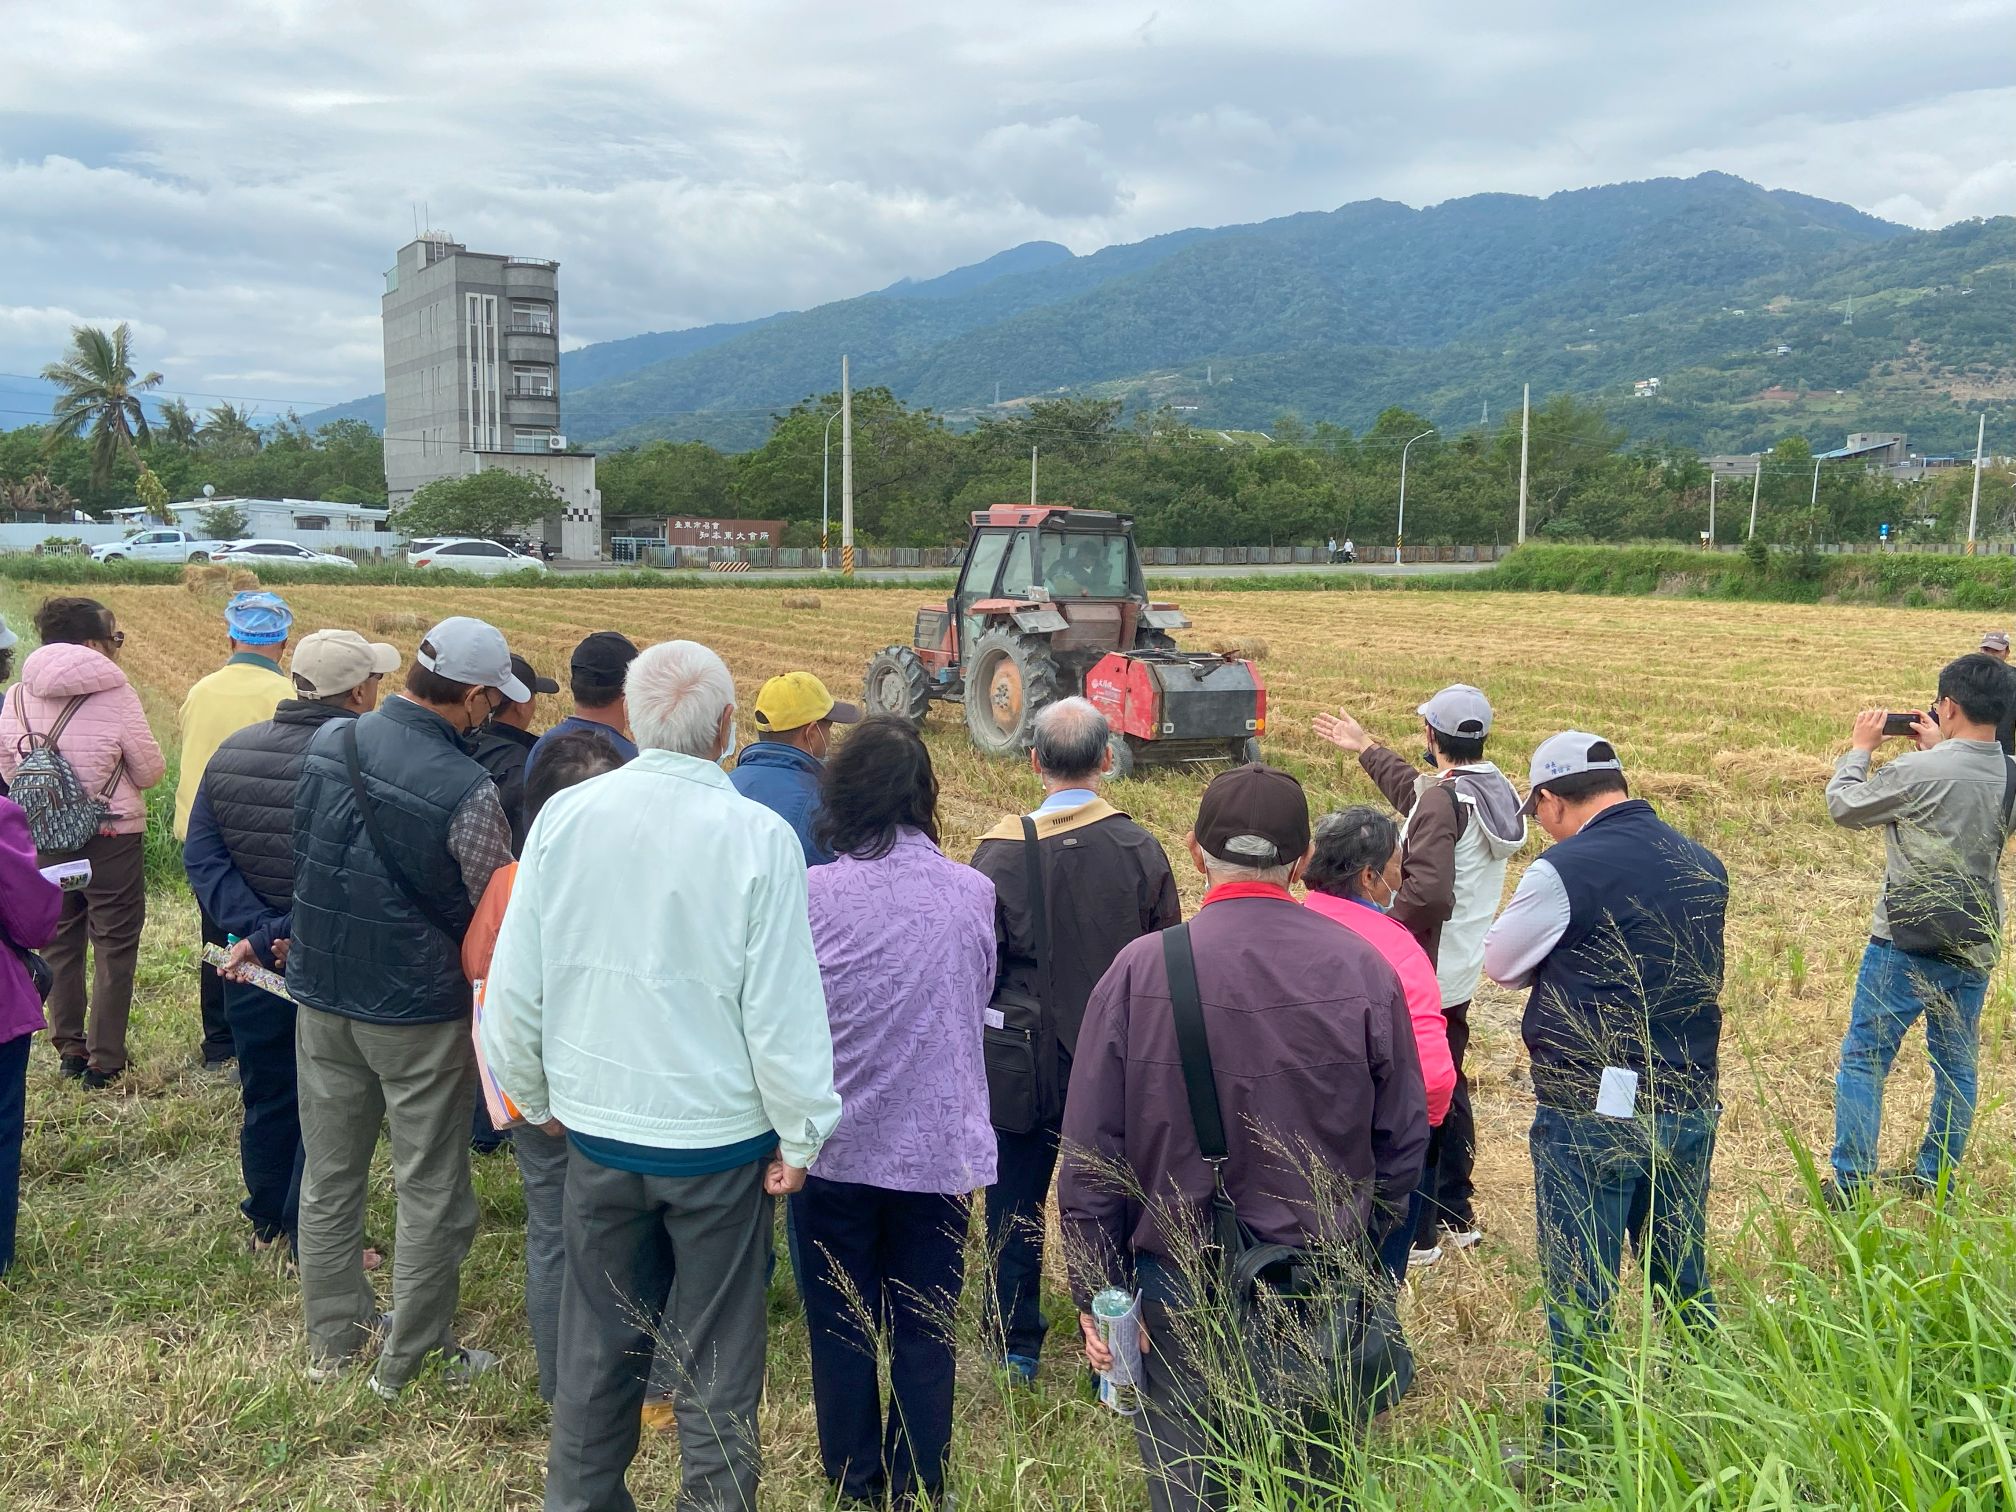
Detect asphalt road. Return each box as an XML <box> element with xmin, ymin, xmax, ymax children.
<box><xmin>558</xmin><ymin>558</ymin><xmax>1495</xmax><ymax>582</ymax></box>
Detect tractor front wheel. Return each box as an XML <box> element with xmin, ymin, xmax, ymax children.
<box><xmin>1105</xmin><ymin>733</ymin><xmax>1137</xmax><ymax>781</ymax></box>
<box><xmin>863</xmin><ymin>645</ymin><xmax>932</xmax><ymax>725</ymax></box>
<box><xmin>963</xmin><ymin>627</ymin><xmax>1058</xmax><ymax>757</ymax></box>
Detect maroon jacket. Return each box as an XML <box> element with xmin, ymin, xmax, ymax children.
<box><xmin>1058</xmin><ymin>885</ymin><xmax>1430</xmax><ymax>1308</ymax></box>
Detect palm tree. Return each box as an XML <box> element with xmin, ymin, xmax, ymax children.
<box><xmin>157</xmin><ymin>397</ymin><xmax>199</xmax><ymax>449</ymax></box>
<box><xmin>199</xmin><ymin>401</ymin><xmax>263</xmax><ymax>459</ymax></box>
<box><xmin>41</xmin><ymin>322</ymin><xmax>163</xmax><ymax>488</ymax></box>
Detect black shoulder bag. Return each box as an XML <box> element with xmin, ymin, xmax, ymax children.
<box><xmin>1162</xmin><ymin>921</ymin><xmax>1413</xmax><ymax>1418</ymax></box>
<box><xmin>343</xmin><ymin>722</ymin><xmax>465</xmax><ymax>943</ymax></box>
<box><xmin>984</xmin><ymin>817</ymin><xmax>1061</xmax><ymax>1134</ymax></box>
<box><xmin>1885</xmin><ymin>755</ymin><xmax>2016</xmax><ymax>963</ymax></box>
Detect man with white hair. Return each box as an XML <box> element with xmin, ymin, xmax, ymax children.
<box><xmin>1060</xmin><ymin>763</ymin><xmax>1428</xmax><ymax>1511</ymax></box>
<box><xmin>482</xmin><ymin>639</ymin><xmax>842</xmax><ymax>1512</ymax></box>
<box><xmin>970</xmin><ymin>696</ymin><xmax>1179</xmax><ymax>1383</ymax></box>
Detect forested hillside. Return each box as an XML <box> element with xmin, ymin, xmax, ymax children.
<box><xmin>564</xmin><ymin>174</ymin><xmax>2010</xmax><ymax>455</ymax></box>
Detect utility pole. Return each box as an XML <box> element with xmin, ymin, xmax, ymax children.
<box><xmin>1966</xmin><ymin>412</ymin><xmax>1986</xmax><ymax>554</ymax></box>
<box><xmin>840</xmin><ymin>355</ymin><xmax>854</xmax><ymax>576</ymax></box>
<box><xmin>1708</xmin><ymin>472</ymin><xmax>1717</xmax><ymax>547</ymax></box>
<box><xmin>1396</xmin><ymin>428</ymin><xmax>1434</xmax><ymax>564</ymax></box>
<box><xmin>820</xmin><ymin>408</ymin><xmax>840</xmax><ymax>570</ymax></box>
<box><xmin>1748</xmin><ymin>455</ymin><xmax>1762</xmax><ymax>539</ymax></box>
<box><xmin>1030</xmin><ymin>446</ymin><xmax>1038</xmax><ymax>507</ymax></box>
<box><xmin>1516</xmin><ymin>383</ymin><xmax>1530</xmax><ymax>545</ymax></box>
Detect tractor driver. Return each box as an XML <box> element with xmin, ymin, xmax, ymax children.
<box><xmin>1048</xmin><ymin>537</ymin><xmax>1119</xmax><ymax>598</ymax></box>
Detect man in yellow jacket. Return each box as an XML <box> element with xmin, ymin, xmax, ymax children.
<box><xmin>176</xmin><ymin>590</ymin><xmax>292</xmax><ymax>1075</ymax></box>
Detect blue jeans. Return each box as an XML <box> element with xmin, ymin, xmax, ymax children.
<box><xmin>1531</xmin><ymin>1102</ymin><xmax>1718</xmax><ymax>1421</ymax></box>
<box><xmin>1831</xmin><ymin>938</ymin><xmax>1987</xmax><ymax>1187</ymax></box>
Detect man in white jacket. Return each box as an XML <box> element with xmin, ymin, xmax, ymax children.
<box><xmin>482</xmin><ymin>639</ymin><xmax>842</xmax><ymax>1512</ymax></box>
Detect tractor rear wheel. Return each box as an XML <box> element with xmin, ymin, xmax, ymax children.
<box><xmin>963</xmin><ymin>627</ymin><xmax>1058</xmax><ymax>757</ymax></box>
<box><xmin>1106</xmin><ymin>733</ymin><xmax>1137</xmax><ymax>780</ymax></box>
<box><xmin>863</xmin><ymin>646</ymin><xmax>932</xmax><ymax>725</ymax></box>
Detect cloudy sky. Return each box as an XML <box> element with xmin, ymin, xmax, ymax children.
<box><xmin>2</xmin><ymin>0</ymin><xmax>2011</xmax><ymax>412</ymax></box>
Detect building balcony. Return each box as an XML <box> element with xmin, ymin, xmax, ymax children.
<box><xmin>509</xmin><ymin>383</ymin><xmax>556</xmax><ymax>399</ymax></box>
<box><xmin>504</xmin><ymin>331</ymin><xmax>558</xmax><ymax>363</ymax></box>
<box><xmin>507</xmin><ymin>318</ymin><xmax>554</xmax><ymax>335</ymax></box>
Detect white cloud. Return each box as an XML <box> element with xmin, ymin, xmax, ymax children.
<box><xmin>0</xmin><ymin>0</ymin><xmax>2009</xmax><ymax>407</ymax></box>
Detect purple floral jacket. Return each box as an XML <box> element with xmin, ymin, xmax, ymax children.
<box><xmin>0</xmin><ymin>797</ymin><xmax>63</xmax><ymax>1044</ymax></box>
<box><xmin>806</xmin><ymin>828</ymin><xmax>998</xmax><ymax>1193</ymax></box>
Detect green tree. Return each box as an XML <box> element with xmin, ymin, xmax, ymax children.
<box><xmin>40</xmin><ymin>322</ymin><xmax>163</xmax><ymax>488</ymax></box>
<box><xmin>392</xmin><ymin>470</ymin><xmax>560</xmax><ymax>539</ymax></box>
<box><xmin>199</xmin><ymin>402</ymin><xmax>263</xmax><ymax>459</ymax></box>
<box><xmin>197</xmin><ymin>503</ymin><xmax>251</xmax><ymax>540</ymax></box>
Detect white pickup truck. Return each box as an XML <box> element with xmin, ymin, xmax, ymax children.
<box><xmin>91</xmin><ymin>528</ymin><xmax>231</xmax><ymax>564</ymax></box>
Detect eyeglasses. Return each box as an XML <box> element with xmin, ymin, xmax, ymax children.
<box><xmin>109</xmin><ymin>630</ymin><xmax>126</xmax><ymax>648</ymax></box>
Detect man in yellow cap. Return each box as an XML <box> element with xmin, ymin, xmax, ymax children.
<box><xmin>730</xmin><ymin>672</ymin><xmax>861</xmax><ymax>866</ymax></box>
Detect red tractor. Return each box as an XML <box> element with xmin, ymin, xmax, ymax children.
<box><xmin>861</xmin><ymin>505</ymin><xmax>1267</xmax><ymax>775</ymax></box>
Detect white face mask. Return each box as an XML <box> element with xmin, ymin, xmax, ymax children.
<box><xmin>721</xmin><ymin>719</ymin><xmax>738</xmax><ymax>764</ymax></box>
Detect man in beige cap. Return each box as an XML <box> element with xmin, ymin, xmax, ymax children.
<box><xmin>1982</xmin><ymin>634</ymin><xmax>2015</xmax><ymax>753</ymax></box>
<box><xmin>183</xmin><ymin>628</ymin><xmax>401</xmax><ymax>1260</ymax></box>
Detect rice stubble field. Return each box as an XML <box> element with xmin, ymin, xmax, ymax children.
<box><xmin>1</xmin><ymin>579</ymin><xmax>2011</xmax><ymax>1510</ymax></box>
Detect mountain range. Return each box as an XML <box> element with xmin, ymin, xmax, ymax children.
<box><xmin>22</xmin><ymin>173</ymin><xmax>2012</xmax><ymax>458</ymax></box>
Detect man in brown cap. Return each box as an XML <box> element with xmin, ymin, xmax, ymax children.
<box><xmin>1982</xmin><ymin>634</ymin><xmax>2016</xmax><ymax>753</ymax></box>
<box><xmin>1058</xmin><ymin>764</ymin><xmax>1429</xmax><ymax>1512</ymax></box>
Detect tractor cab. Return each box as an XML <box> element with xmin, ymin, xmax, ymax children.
<box><xmin>862</xmin><ymin>505</ymin><xmax>1264</xmax><ymax>770</ymax></box>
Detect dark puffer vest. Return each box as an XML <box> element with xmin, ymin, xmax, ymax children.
<box><xmin>1523</xmin><ymin>799</ymin><xmax>1728</xmax><ymax>1113</ymax></box>
<box><xmin>287</xmin><ymin>697</ymin><xmax>489</xmax><ymax>1025</ymax></box>
<box><xmin>202</xmin><ymin>700</ymin><xmax>359</xmax><ymax>910</ymax></box>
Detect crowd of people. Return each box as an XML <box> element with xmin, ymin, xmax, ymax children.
<box><xmin>0</xmin><ymin>588</ymin><xmax>2011</xmax><ymax>1511</ymax></box>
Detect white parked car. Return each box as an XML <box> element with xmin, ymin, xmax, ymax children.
<box><xmin>210</xmin><ymin>539</ymin><xmax>359</xmax><ymax>571</ymax></box>
<box><xmin>406</xmin><ymin>538</ymin><xmax>550</xmax><ymax>576</ymax></box>
<box><xmin>91</xmin><ymin>527</ymin><xmax>230</xmax><ymax>563</ymax></box>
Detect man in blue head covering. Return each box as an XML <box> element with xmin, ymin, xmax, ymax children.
<box><xmin>176</xmin><ymin>589</ymin><xmax>294</xmax><ymax>1075</ymax></box>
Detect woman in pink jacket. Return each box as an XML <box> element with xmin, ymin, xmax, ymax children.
<box><xmin>1302</xmin><ymin>805</ymin><xmax>1457</xmax><ymax>1279</ymax></box>
<box><xmin>0</xmin><ymin>597</ymin><xmax>166</xmax><ymax>1088</ymax></box>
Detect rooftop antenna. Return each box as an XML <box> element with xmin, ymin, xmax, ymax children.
<box><xmin>412</xmin><ymin>202</ymin><xmax>419</xmax><ymax>239</ymax></box>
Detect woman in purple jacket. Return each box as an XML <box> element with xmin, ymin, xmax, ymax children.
<box><xmin>0</xmin><ymin>793</ymin><xmax>64</xmax><ymax>1272</ymax></box>
<box><xmin>796</xmin><ymin>717</ymin><xmax>998</xmax><ymax>1509</ymax></box>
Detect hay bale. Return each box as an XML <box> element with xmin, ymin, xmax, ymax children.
<box><xmin>1209</xmin><ymin>635</ymin><xmax>1270</xmax><ymax>662</ymax></box>
<box><xmin>1631</xmin><ymin>770</ymin><xmax>1721</xmax><ymax>804</ymax></box>
<box><xmin>369</xmin><ymin>612</ymin><xmax>428</xmax><ymax>635</ymax></box>
<box><xmin>779</xmin><ymin>593</ymin><xmax>823</xmax><ymax>610</ymax></box>
<box><xmin>181</xmin><ymin>563</ymin><xmax>230</xmax><ymax>596</ymax></box>
<box><xmin>228</xmin><ymin>569</ymin><xmax>261</xmax><ymax>590</ymax></box>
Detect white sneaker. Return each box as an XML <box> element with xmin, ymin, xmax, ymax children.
<box><xmin>1442</xmin><ymin>1226</ymin><xmax>1484</xmax><ymax>1251</ymax></box>
<box><xmin>1407</xmin><ymin>1244</ymin><xmax>1444</xmax><ymax>1269</ymax></box>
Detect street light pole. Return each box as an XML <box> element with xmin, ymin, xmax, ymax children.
<box><xmin>1748</xmin><ymin>456</ymin><xmax>1762</xmax><ymax>539</ymax></box>
<box><xmin>1966</xmin><ymin>413</ymin><xmax>1986</xmax><ymax>554</ymax></box>
<box><xmin>821</xmin><ymin>408</ymin><xmax>840</xmax><ymax>570</ymax></box>
<box><xmin>1396</xmin><ymin>428</ymin><xmax>1434</xmax><ymax>564</ymax></box>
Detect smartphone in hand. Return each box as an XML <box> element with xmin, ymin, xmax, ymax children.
<box><xmin>1882</xmin><ymin>711</ymin><xmax>1924</xmax><ymax>738</ymax></box>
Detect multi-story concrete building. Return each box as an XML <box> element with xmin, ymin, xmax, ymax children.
<box><xmin>380</xmin><ymin>232</ymin><xmax>601</xmax><ymax>558</ymax></box>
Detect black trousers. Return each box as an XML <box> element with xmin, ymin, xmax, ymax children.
<box><xmin>225</xmin><ymin>977</ymin><xmax>302</xmax><ymax>1245</ymax></box>
<box><xmin>198</xmin><ymin>907</ymin><xmax>236</xmax><ymax>1065</ymax></box>
<box><xmin>985</xmin><ymin>1048</ymin><xmax>1071</xmax><ymax>1365</ymax></box>
<box><xmin>1414</xmin><ymin>997</ymin><xmax>1476</xmax><ymax>1241</ymax></box>
<box><xmin>793</xmin><ymin>1177</ymin><xmax>968</xmax><ymax>1504</ymax></box>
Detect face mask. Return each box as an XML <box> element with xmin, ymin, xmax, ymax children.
<box><xmin>1421</xmin><ymin>748</ymin><xmax>1437</xmax><ymax>769</ymax></box>
<box><xmin>721</xmin><ymin>722</ymin><xmax>738</xmax><ymax>763</ymax></box>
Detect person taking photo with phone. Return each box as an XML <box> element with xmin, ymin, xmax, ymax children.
<box><xmin>1823</xmin><ymin>653</ymin><xmax>2016</xmax><ymax>1205</ymax></box>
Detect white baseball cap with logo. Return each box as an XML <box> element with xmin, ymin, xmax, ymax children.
<box><xmin>1418</xmin><ymin>683</ymin><xmax>1493</xmax><ymax>738</ymax></box>
<box><xmin>416</xmin><ymin>617</ymin><xmax>531</xmax><ymax>702</ymax></box>
<box><xmin>1519</xmin><ymin>730</ymin><xmax>1625</xmax><ymax>815</ymax></box>
<box><xmin>291</xmin><ymin>630</ymin><xmax>402</xmax><ymax>698</ymax></box>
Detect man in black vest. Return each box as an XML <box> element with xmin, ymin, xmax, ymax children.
<box><xmin>468</xmin><ymin>653</ymin><xmax>560</xmax><ymax>854</ymax></box>
<box><xmin>183</xmin><ymin>629</ymin><xmax>400</xmax><ymax>1258</ymax></box>
<box><xmin>971</xmin><ymin>697</ymin><xmax>1180</xmax><ymax>1383</ymax></box>
<box><xmin>1483</xmin><ymin>732</ymin><xmax>1728</xmax><ymax>1428</ymax></box>
<box><xmin>288</xmin><ymin>616</ymin><xmax>522</xmax><ymax>1398</ymax></box>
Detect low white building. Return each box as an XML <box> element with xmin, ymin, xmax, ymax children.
<box><xmin>109</xmin><ymin>497</ymin><xmax>397</xmax><ymax>535</ymax></box>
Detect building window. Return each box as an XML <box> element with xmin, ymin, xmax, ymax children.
<box><xmin>466</xmin><ymin>293</ymin><xmax>500</xmax><ymax>450</ymax></box>
<box><xmin>514</xmin><ymin>429</ymin><xmax>553</xmax><ymax>454</ymax></box>
<box><xmin>512</xmin><ymin>364</ymin><xmax>554</xmax><ymax>397</ymax></box>
<box><xmin>510</xmin><ymin>300</ymin><xmax>553</xmax><ymax>335</ymax></box>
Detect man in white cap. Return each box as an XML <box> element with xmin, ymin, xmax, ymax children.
<box><xmin>183</xmin><ymin>629</ymin><xmax>401</xmax><ymax>1262</ymax></box>
<box><xmin>1313</xmin><ymin>683</ymin><xmax>1525</xmax><ymax>1264</ymax></box>
<box><xmin>287</xmin><ymin>616</ymin><xmax>523</xmax><ymax>1397</ymax></box>
<box><xmin>1482</xmin><ymin>732</ymin><xmax>1728</xmax><ymax>1433</ymax></box>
